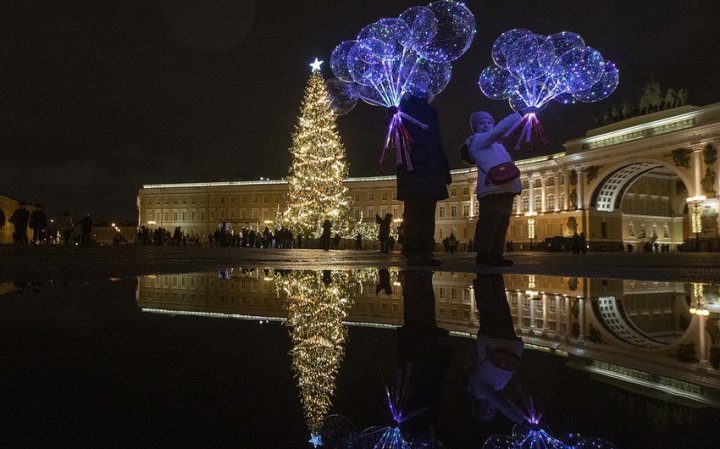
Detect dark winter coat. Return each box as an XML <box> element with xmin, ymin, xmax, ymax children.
<box><xmin>395</xmin><ymin>95</ymin><xmax>451</xmax><ymax>201</ymax></box>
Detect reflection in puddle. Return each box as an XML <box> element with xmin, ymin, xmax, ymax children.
<box><xmin>132</xmin><ymin>269</ymin><xmax>720</xmax><ymax>447</ymax></box>
<box><xmin>2</xmin><ymin>271</ymin><xmax>719</xmax><ymax>447</ymax></box>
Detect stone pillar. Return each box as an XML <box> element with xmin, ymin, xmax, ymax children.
<box><xmin>576</xmin><ymin>167</ymin><xmax>585</xmax><ymax>210</ymax></box>
<box><xmin>528</xmin><ymin>175</ymin><xmax>535</xmax><ymax>213</ymax></box>
<box><xmin>564</xmin><ymin>169</ymin><xmax>570</xmax><ymax>210</ymax></box>
<box><xmin>541</xmin><ymin>175</ymin><xmax>547</xmax><ymax>212</ymax></box>
<box><xmin>693</xmin><ymin>147</ymin><xmax>703</xmax><ymax>196</ymax></box>
<box><xmin>555</xmin><ymin>172</ymin><xmax>561</xmax><ymax>211</ymax></box>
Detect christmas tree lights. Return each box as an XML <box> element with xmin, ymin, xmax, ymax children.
<box><xmin>282</xmin><ymin>64</ymin><xmax>356</xmax><ymax>239</ymax></box>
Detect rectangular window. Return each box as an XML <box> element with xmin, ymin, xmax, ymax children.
<box><xmin>368</xmin><ymin>208</ymin><xmax>374</xmax><ymax>218</ymax></box>
<box><xmin>381</xmin><ymin>192</ymin><xmax>387</xmax><ymax>200</ymax></box>
<box><xmin>450</xmin><ymin>205</ymin><xmax>457</xmax><ymax>217</ymax></box>
<box><xmin>463</xmin><ymin>186</ymin><xmax>469</xmax><ymax>195</ymax></box>
<box><xmin>220</xmin><ymin>196</ymin><xmax>225</xmax><ymax>204</ymax></box>
<box><xmin>463</xmin><ymin>205</ymin><xmax>469</xmax><ymax>217</ymax></box>
<box><xmin>191</xmin><ymin>211</ymin><xmax>196</xmax><ymax>221</ymax></box>
<box><xmin>451</xmin><ymin>188</ymin><xmax>456</xmax><ymax>196</ymax></box>
<box><xmin>392</xmin><ymin>192</ymin><xmax>397</xmax><ymax>200</ymax></box>
<box><xmin>368</xmin><ymin>193</ymin><xmax>374</xmax><ymax>201</ymax></box>
<box><xmin>353</xmin><ymin>193</ymin><xmax>360</xmax><ymax>201</ymax></box>
<box><xmin>164</xmin><ymin>212</ymin><xmax>169</xmax><ymax>221</ymax></box>
<box><xmin>182</xmin><ymin>211</ymin><xmax>186</xmax><ymax>221</ymax></box>
<box><xmin>438</xmin><ymin>206</ymin><xmax>445</xmax><ymax>218</ymax></box>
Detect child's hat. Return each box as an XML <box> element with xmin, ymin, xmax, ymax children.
<box><xmin>470</xmin><ymin>111</ymin><xmax>494</xmax><ymax>131</ymax></box>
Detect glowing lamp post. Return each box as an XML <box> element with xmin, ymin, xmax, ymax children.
<box><xmin>525</xmin><ymin>211</ymin><xmax>537</xmax><ymax>250</ymax></box>
<box><xmin>686</xmin><ymin>195</ymin><xmax>706</xmax><ymax>251</ymax></box>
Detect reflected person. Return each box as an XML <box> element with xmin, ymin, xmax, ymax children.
<box><xmin>396</xmin><ymin>270</ymin><xmax>451</xmax><ymax>443</ymax></box>
<box><xmin>465</xmin><ymin>273</ymin><xmax>527</xmax><ymax>425</ymax></box>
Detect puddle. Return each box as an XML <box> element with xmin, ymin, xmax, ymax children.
<box><xmin>2</xmin><ymin>269</ymin><xmax>719</xmax><ymax>448</ymax></box>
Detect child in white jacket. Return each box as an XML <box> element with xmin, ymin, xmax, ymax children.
<box><xmin>464</xmin><ymin>108</ymin><xmax>533</xmax><ymax>266</ymax></box>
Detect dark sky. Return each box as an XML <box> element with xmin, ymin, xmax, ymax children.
<box><xmin>1</xmin><ymin>0</ymin><xmax>718</xmax><ymax>220</ymax></box>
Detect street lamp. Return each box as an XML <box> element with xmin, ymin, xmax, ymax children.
<box><xmin>686</xmin><ymin>195</ymin><xmax>706</xmax><ymax>251</ymax></box>
<box><xmin>525</xmin><ymin>211</ymin><xmax>537</xmax><ymax>250</ymax></box>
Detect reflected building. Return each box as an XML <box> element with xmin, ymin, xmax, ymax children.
<box><xmin>136</xmin><ymin>270</ymin><xmax>720</xmax><ymax>410</ymax></box>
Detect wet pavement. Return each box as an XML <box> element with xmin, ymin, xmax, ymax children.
<box><xmin>2</xmin><ymin>245</ymin><xmax>720</xmax><ymax>282</ymax></box>
<box><xmin>2</xmin><ymin>247</ymin><xmax>720</xmax><ymax>448</ymax></box>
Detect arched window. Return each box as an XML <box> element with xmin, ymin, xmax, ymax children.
<box><xmin>534</xmin><ymin>195</ymin><xmax>542</xmax><ymax>211</ymax></box>
<box><xmin>547</xmin><ymin>194</ymin><xmax>555</xmax><ymax>210</ymax></box>
<box><xmin>522</xmin><ymin>196</ymin><xmax>529</xmax><ymax>212</ymax></box>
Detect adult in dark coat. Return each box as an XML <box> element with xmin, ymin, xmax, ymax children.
<box><xmin>320</xmin><ymin>219</ymin><xmax>332</xmax><ymax>251</ymax></box>
<box><xmin>29</xmin><ymin>204</ymin><xmax>47</xmax><ymax>244</ymax></box>
<box><xmin>10</xmin><ymin>202</ymin><xmax>30</xmax><ymax>246</ymax></box>
<box><xmin>395</xmin><ymin>94</ymin><xmax>451</xmax><ymax>266</ymax></box>
<box><xmin>81</xmin><ymin>213</ymin><xmax>93</xmax><ymax>246</ymax></box>
<box><xmin>375</xmin><ymin>213</ymin><xmax>392</xmax><ymax>253</ymax></box>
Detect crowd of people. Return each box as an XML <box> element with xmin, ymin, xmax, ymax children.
<box><xmin>0</xmin><ymin>202</ymin><xmax>94</xmax><ymax>247</ymax></box>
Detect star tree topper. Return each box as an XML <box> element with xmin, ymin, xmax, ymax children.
<box><xmin>310</xmin><ymin>57</ymin><xmax>323</xmax><ymax>72</ymax></box>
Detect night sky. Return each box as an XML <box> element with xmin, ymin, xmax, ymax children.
<box><xmin>1</xmin><ymin>0</ymin><xmax>717</xmax><ymax>220</ymax></box>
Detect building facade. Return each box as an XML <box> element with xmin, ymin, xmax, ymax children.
<box><xmin>137</xmin><ymin>102</ymin><xmax>720</xmax><ymax>250</ymax></box>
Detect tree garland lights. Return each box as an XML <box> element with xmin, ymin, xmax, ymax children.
<box><xmin>282</xmin><ymin>67</ymin><xmax>356</xmax><ymax>238</ymax></box>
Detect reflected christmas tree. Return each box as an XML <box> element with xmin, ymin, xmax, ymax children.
<box><xmin>275</xmin><ymin>269</ymin><xmax>373</xmax><ymax>447</ymax></box>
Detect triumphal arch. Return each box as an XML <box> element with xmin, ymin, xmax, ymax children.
<box><xmin>510</xmin><ymin>102</ymin><xmax>720</xmax><ymax>251</ymax></box>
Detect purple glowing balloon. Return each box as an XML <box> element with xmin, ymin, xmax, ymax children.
<box><xmin>491</xmin><ymin>28</ymin><xmax>532</xmax><ymax>67</ymax></box>
<box><xmin>555</xmin><ymin>46</ymin><xmax>605</xmax><ymax>92</ymax></box>
<box><xmin>478</xmin><ymin>65</ymin><xmax>519</xmax><ymax>100</ymax></box>
<box><xmin>326</xmin><ymin>78</ymin><xmax>358</xmax><ymax>115</ymax></box>
<box><xmin>398</xmin><ymin>6</ymin><xmax>438</xmax><ymax>50</ymax></box>
<box><xmin>418</xmin><ymin>0</ymin><xmax>476</xmax><ymax>63</ymax></box>
<box><xmin>573</xmin><ymin>60</ymin><xmax>619</xmax><ymax>102</ymax></box>
<box><xmin>330</xmin><ymin>40</ymin><xmax>356</xmax><ymax>83</ymax></box>
<box><xmin>506</xmin><ymin>33</ymin><xmax>556</xmax><ymax>80</ymax></box>
<box><xmin>549</xmin><ymin>31</ymin><xmax>586</xmax><ymax>58</ymax></box>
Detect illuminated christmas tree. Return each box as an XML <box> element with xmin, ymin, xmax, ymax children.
<box><xmin>282</xmin><ymin>59</ymin><xmax>354</xmax><ymax>238</ymax></box>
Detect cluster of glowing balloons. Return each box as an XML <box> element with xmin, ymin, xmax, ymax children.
<box><xmin>478</xmin><ymin>29</ymin><xmax>619</xmax><ymax>150</ymax></box>
<box><xmin>327</xmin><ymin>1</ymin><xmax>476</xmax><ymax>168</ymax></box>
<box><xmin>484</xmin><ymin>423</ymin><xmax>618</xmax><ymax>449</ymax></box>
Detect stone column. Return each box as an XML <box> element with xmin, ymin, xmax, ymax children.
<box><xmin>528</xmin><ymin>175</ymin><xmax>535</xmax><ymax>213</ymax></box>
<box><xmin>564</xmin><ymin>169</ymin><xmax>570</xmax><ymax>210</ymax></box>
<box><xmin>576</xmin><ymin>167</ymin><xmax>585</xmax><ymax>210</ymax></box>
<box><xmin>693</xmin><ymin>147</ymin><xmax>703</xmax><ymax>196</ymax></box>
<box><xmin>555</xmin><ymin>172</ymin><xmax>562</xmax><ymax>211</ymax></box>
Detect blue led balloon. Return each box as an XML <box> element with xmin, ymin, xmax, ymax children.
<box><xmin>478</xmin><ymin>28</ymin><xmax>618</xmax><ymax>151</ymax></box>
<box><xmin>326</xmin><ymin>77</ymin><xmax>358</xmax><ymax>115</ymax></box>
<box><xmin>492</xmin><ymin>28</ymin><xmax>532</xmax><ymax>67</ymax></box>
<box><xmin>346</xmin><ymin>40</ymin><xmax>387</xmax><ymax>86</ymax></box>
<box><xmin>329</xmin><ymin>1</ymin><xmax>476</xmax><ymax>164</ymax></box>
<box><xmin>398</xmin><ymin>6</ymin><xmax>438</xmax><ymax>50</ymax></box>
<box><xmin>573</xmin><ymin>60</ymin><xmax>619</xmax><ymax>102</ymax></box>
<box><xmin>357</xmin><ymin>18</ymin><xmax>409</xmax><ymax>60</ymax></box>
<box><xmin>418</xmin><ymin>0</ymin><xmax>476</xmax><ymax>63</ymax></box>
<box><xmin>506</xmin><ymin>33</ymin><xmax>556</xmax><ymax>81</ymax></box>
<box><xmin>478</xmin><ymin>65</ymin><xmax>519</xmax><ymax>100</ymax></box>
<box><xmin>549</xmin><ymin>31</ymin><xmax>585</xmax><ymax>58</ymax></box>
<box><xmin>556</xmin><ymin>46</ymin><xmax>605</xmax><ymax>92</ymax></box>
<box><xmin>330</xmin><ymin>40</ymin><xmax>357</xmax><ymax>83</ymax></box>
